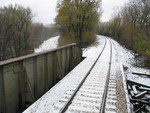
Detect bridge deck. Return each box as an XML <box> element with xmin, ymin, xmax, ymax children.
<box><xmin>23</xmin><ymin>36</ymin><xmax>129</xmax><ymax>113</ymax></box>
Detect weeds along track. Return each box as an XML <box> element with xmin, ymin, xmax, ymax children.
<box><xmin>54</xmin><ymin>38</ymin><xmax>116</xmax><ymax>113</ymax></box>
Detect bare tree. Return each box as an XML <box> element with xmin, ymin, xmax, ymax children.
<box><xmin>0</xmin><ymin>5</ymin><xmax>33</xmax><ymax>60</ymax></box>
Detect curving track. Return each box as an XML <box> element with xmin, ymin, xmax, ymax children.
<box><xmin>54</xmin><ymin>38</ymin><xmax>117</xmax><ymax>113</ymax></box>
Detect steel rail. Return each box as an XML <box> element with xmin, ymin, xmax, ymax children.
<box><xmin>59</xmin><ymin>38</ymin><xmax>107</xmax><ymax>113</ymax></box>
<box><xmin>99</xmin><ymin>38</ymin><xmax>113</xmax><ymax>113</ymax></box>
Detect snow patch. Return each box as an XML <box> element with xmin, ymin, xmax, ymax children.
<box><xmin>24</xmin><ymin>35</ymin><xmax>149</xmax><ymax>113</ymax></box>
<box><xmin>34</xmin><ymin>36</ymin><xmax>59</xmax><ymax>53</ymax></box>
<box><xmin>111</xmin><ymin>39</ymin><xmax>150</xmax><ymax>84</ymax></box>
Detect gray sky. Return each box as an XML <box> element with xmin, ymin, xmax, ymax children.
<box><xmin>101</xmin><ymin>0</ymin><xmax>128</xmax><ymax>21</ymax></box>
<box><xmin>0</xmin><ymin>0</ymin><xmax>128</xmax><ymax>25</ymax></box>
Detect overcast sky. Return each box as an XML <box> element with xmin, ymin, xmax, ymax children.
<box><xmin>0</xmin><ymin>0</ymin><xmax>128</xmax><ymax>25</ymax></box>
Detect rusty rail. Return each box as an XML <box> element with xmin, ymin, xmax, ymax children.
<box><xmin>0</xmin><ymin>43</ymin><xmax>77</xmax><ymax>66</ymax></box>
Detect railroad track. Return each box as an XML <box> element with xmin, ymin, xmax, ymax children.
<box><xmin>54</xmin><ymin>38</ymin><xmax>117</xmax><ymax>113</ymax></box>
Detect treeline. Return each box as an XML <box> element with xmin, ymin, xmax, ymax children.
<box><xmin>55</xmin><ymin>0</ymin><xmax>101</xmax><ymax>47</ymax></box>
<box><xmin>97</xmin><ymin>0</ymin><xmax>150</xmax><ymax>66</ymax></box>
<box><xmin>0</xmin><ymin>5</ymin><xmax>58</xmax><ymax>61</ymax></box>
<box><xmin>32</xmin><ymin>23</ymin><xmax>58</xmax><ymax>48</ymax></box>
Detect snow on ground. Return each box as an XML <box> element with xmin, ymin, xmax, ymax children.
<box><xmin>24</xmin><ymin>57</ymin><xmax>96</xmax><ymax>113</ymax></box>
<box><xmin>82</xmin><ymin>35</ymin><xmax>104</xmax><ymax>58</ymax></box>
<box><xmin>34</xmin><ymin>36</ymin><xmax>59</xmax><ymax>53</ymax></box>
<box><xmin>24</xmin><ymin>35</ymin><xmax>149</xmax><ymax>113</ymax></box>
<box><xmin>111</xmin><ymin>37</ymin><xmax>150</xmax><ymax>112</ymax></box>
<box><xmin>111</xmin><ymin>39</ymin><xmax>150</xmax><ymax>84</ymax></box>
<box><xmin>23</xmin><ymin>35</ymin><xmax>106</xmax><ymax>113</ymax></box>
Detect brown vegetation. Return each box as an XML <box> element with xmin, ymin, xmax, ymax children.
<box><xmin>97</xmin><ymin>0</ymin><xmax>150</xmax><ymax>67</ymax></box>
<box><xmin>0</xmin><ymin>5</ymin><xmax>58</xmax><ymax>61</ymax></box>
<box><xmin>55</xmin><ymin>0</ymin><xmax>101</xmax><ymax>47</ymax></box>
